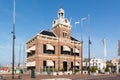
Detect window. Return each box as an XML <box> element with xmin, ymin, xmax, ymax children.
<box><xmin>61</xmin><ymin>13</ymin><xmax>63</xmax><ymax>16</ymax></box>
<box><xmin>72</xmin><ymin>53</ymin><xmax>79</xmax><ymax>56</ymax></box>
<box><xmin>71</xmin><ymin>62</ymin><xmax>73</xmax><ymax>69</ymax></box>
<box><xmin>27</xmin><ymin>54</ymin><xmax>29</xmax><ymax>58</ymax></box>
<box><xmin>61</xmin><ymin>46</ymin><xmax>70</xmax><ymax>55</ymax></box>
<box><xmin>63</xmin><ymin>31</ymin><xmax>68</xmax><ymax>38</ymax></box>
<box><xmin>71</xmin><ymin>48</ymin><xmax>79</xmax><ymax>56</ymax></box>
<box><xmin>53</xmin><ymin>61</ymin><xmax>55</xmax><ymax>68</ymax></box>
<box><xmin>61</xmin><ymin>46</ymin><xmax>63</xmax><ymax>54</ymax></box>
<box><xmin>43</xmin><ymin>44</ymin><xmax>46</xmax><ymax>53</ymax></box>
<box><xmin>27</xmin><ymin>51</ymin><xmax>35</xmax><ymax>58</ymax></box>
<box><xmin>53</xmin><ymin>46</ymin><xmax>55</xmax><ymax>54</ymax></box>
<box><xmin>31</xmin><ymin>51</ymin><xmax>35</xmax><ymax>55</ymax></box>
<box><xmin>71</xmin><ymin>48</ymin><xmax>73</xmax><ymax>55</ymax></box>
<box><xmin>76</xmin><ymin>53</ymin><xmax>79</xmax><ymax>56</ymax></box>
<box><xmin>43</xmin><ymin>44</ymin><xmax>55</xmax><ymax>54</ymax></box>
<box><xmin>43</xmin><ymin>61</ymin><xmax>46</xmax><ymax>68</ymax></box>
<box><xmin>63</xmin><ymin>51</ymin><xmax>70</xmax><ymax>55</ymax></box>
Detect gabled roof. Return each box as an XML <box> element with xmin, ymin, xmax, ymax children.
<box><xmin>71</xmin><ymin>36</ymin><xmax>80</xmax><ymax>42</ymax></box>
<box><xmin>40</xmin><ymin>30</ymin><xmax>56</xmax><ymax>37</ymax></box>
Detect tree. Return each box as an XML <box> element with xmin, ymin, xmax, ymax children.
<box><xmin>90</xmin><ymin>67</ymin><xmax>97</xmax><ymax>73</ymax></box>
<box><xmin>105</xmin><ymin>66</ymin><xmax>110</xmax><ymax>72</ymax></box>
<box><xmin>106</xmin><ymin>60</ymin><xmax>113</xmax><ymax>67</ymax></box>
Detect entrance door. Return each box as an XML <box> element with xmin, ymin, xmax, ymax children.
<box><xmin>63</xmin><ymin>61</ymin><xmax>67</xmax><ymax>71</ymax></box>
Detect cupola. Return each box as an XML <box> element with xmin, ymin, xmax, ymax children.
<box><xmin>58</xmin><ymin>8</ymin><xmax>65</xmax><ymax>18</ymax></box>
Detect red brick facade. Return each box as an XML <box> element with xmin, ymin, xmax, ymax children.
<box><xmin>26</xmin><ymin>8</ymin><xmax>82</xmax><ymax>72</ymax></box>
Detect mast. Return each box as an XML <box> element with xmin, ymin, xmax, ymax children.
<box><xmin>88</xmin><ymin>14</ymin><xmax>91</xmax><ymax>75</ymax></box>
<box><xmin>12</xmin><ymin>0</ymin><xmax>16</xmax><ymax>79</ymax></box>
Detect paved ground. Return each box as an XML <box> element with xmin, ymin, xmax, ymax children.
<box><xmin>0</xmin><ymin>73</ymin><xmax>120</xmax><ymax>80</ymax></box>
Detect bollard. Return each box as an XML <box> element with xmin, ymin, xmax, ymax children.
<box><xmin>31</xmin><ymin>68</ymin><xmax>35</xmax><ymax>78</ymax></box>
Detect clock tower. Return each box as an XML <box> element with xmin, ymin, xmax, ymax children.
<box><xmin>52</xmin><ymin>8</ymin><xmax>71</xmax><ymax>39</ymax></box>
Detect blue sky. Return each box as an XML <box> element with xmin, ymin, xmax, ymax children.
<box><xmin>0</xmin><ymin>0</ymin><xmax>120</xmax><ymax>65</ymax></box>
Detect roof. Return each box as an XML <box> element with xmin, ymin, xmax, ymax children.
<box><xmin>39</xmin><ymin>30</ymin><xmax>80</xmax><ymax>42</ymax></box>
<box><xmin>71</xmin><ymin>36</ymin><xmax>80</xmax><ymax>42</ymax></box>
<box><xmin>40</xmin><ymin>30</ymin><xmax>56</xmax><ymax>37</ymax></box>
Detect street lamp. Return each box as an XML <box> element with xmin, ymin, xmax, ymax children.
<box><xmin>80</xmin><ymin>17</ymin><xmax>87</xmax><ymax>74</ymax></box>
<box><xmin>73</xmin><ymin>22</ymin><xmax>80</xmax><ymax>74</ymax></box>
<box><xmin>11</xmin><ymin>0</ymin><xmax>16</xmax><ymax>79</ymax></box>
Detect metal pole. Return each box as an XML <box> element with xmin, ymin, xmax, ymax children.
<box><xmin>80</xmin><ymin>17</ymin><xmax>86</xmax><ymax>74</ymax></box>
<box><xmin>19</xmin><ymin>45</ymin><xmax>21</xmax><ymax>67</ymax></box>
<box><xmin>23</xmin><ymin>45</ymin><xmax>25</xmax><ymax>69</ymax></box>
<box><xmin>12</xmin><ymin>0</ymin><xmax>16</xmax><ymax>79</ymax></box>
<box><xmin>80</xmin><ymin>20</ymin><xmax>83</xmax><ymax>75</ymax></box>
<box><xmin>88</xmin><ymin>14</ymin><xmax>91</xmax><ymax>75</ymax></box>
<box><xmin>74</xmin><ymin>22</ymin><xmax>79</xmax><ymax>74</ymax></box>
<box><xmin>73</xmin><ymin>37</ymin><xmax>75</xmax><ymax>74</ymax></box>
<box><xmin>88</xmin><ymin>39</ymin><xmax>91</xmax><ymax>74</ymax></box>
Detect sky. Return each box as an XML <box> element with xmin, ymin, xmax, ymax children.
<box><xmin>0</xmin><ymin>0</ymin><xmax>120</xmax><ymax>65</ymax></box>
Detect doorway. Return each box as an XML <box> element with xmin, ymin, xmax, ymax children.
<box><xmin>63</xmin><ymin>61</ymin><xmax>67</xmax><ymax>71</ymax></box>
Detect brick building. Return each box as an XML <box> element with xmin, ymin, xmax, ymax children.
<box><xmin>26</xmin><ymin>8</ymin><xmax>82</xmax><ymax>73</ymax></box>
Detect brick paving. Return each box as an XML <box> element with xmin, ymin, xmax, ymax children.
<box><xmin>0</xmin><ymin>73</ymin><xmax>120</xmax><ymax>80</ymax></box>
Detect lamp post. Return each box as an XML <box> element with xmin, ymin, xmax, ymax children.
<box><xmin>80</xmin><ymin>17</ymin><xmax>87</xmax><ymax>74</ymax></box>
<box><xmin>88</xmin><ymin>14</ymin><xmax>91</xmax><ymax>75</ymax></box>
<box><xmin>73</xmin><ymin>22</ymin><xmax>80</xmax><ymax>74</ymax></box>
<box><xmin>11</xmin><ymin>0</ymin><xmax>16</xmax><ymax>79</ymax></box>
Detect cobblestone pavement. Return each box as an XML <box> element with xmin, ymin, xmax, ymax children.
<box><xmin>0</xmin><ymin>73</ymin><xmax>120</xmax><ymax>80</ymax></box>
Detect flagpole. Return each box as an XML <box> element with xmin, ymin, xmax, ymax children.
<box><xmin>80</xmin><ymin>17</ymin><xmax>86</xmax><ymax>75</ymax></box>
<box><xmin>73</xmin><ymin>22</ymin><xmax>80</xmax><ymax>74</ymax></box>
<box><xmin>103</xmin><ymin>38</ymin><xmax>107</xmax><ymax>62</ymax></box>
<box><xmin>12</xmin><ymin>0</ymin><xmax>16</xmax><ymax>79</ymax></box>
<box><xmin>88</xmin><ymin>14</ymin><xmax>91</xmax><ymax>75</ymax></box>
